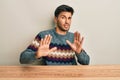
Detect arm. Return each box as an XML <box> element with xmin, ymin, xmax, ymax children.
<box><xmin>20</xmin><ymin>49</ymin><xmax>46</xmax><ymax>65</ymax></box>
<box><xmin>19</xmin><ymin>34</ymin><xmax>46</xmax><ymax>65</ymax></box>
<box><xmin>20</xmin><ymin>34</ymin><xmax>57</xmax><ymax>65</ymax></box>
<box><xmin>20</xmin><ymin>49</ymin><xmax>36</xmax><ymax>64</ymax></box>
<box><xmin>66</xmin><ymin>31</ymin><xmax>90</xmax><ymax>65</ymax></box>
<box><xmin>75</xmin><ymin>49</ymin><xmax>90</xmax><ymax>65</ymax></box>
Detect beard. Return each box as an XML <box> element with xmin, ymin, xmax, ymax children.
<box><xmin>57</xmin><ymin>21</ymin><xmax>70</xmax><ymax>32</ymax></box>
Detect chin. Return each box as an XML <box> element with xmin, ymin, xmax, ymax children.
<box><xmin>64</xmin><ymin>27</ymin><xmax>70</xmax><ymax>31</ymax></box>
<box><xmin>64</xmin><ymin>29</ymin><xmax>69</xmax><ymax>32</ymax></box>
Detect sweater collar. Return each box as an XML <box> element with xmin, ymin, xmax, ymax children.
<box><xmin>53</xmin><ymin>28</ymin><xmax>68</xmax><ymax>37</ymax></box>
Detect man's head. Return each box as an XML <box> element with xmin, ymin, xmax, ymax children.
<box><xmin>54</xmin><ymin>5</ymin><xmax>74</xmax><ymax>18</ymax></box>
<box><xmin>54</xmin><ymin>5</ymin><xmax>74</xmax><ymax>33</ymax></box>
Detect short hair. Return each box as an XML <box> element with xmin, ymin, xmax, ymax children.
<box><xmin>54</xmin><ymin>5</ymin><xmax>74</xmax><ymax>17</ymax></box>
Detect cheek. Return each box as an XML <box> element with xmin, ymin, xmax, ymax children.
<box><xmin>58</xmin><ymin>19</ymin><xmax>65</xmax><ymax>25</ymax></box>
<box><xmin>69</xmin><ymin>20</ymin><xmax>71</xmax><ymax>24</ymax></box>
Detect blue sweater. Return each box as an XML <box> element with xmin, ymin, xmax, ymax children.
<box><xmin>20</xmin><ymin>28</ymin><xmax>90</xmax><ymax>65</ymax></box>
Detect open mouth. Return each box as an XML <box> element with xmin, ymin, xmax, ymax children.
<box><xmin>64</xmin><ymin>24</ymin><xmax>69</xmax><ymax>28</ymax></box>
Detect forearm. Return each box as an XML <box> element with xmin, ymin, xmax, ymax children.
<box><xmin>20</xmin><ymin>49</ymin><xmax>46</xmax><ymax>65</ymax></box>
<box><xmin>20</xmin><ymin>49</ymin><xmax>37</xmax><ymax>64</ymax></box>
<box><xmin>76</xmin><ymin>50</ymin><xmax>90</xmax><ymax>65</ymax></box>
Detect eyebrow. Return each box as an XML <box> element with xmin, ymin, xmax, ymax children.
<box><xmin>60</xmin><ymin>15</ymin><xmax>72</xmax><ymax>18</ymax></box>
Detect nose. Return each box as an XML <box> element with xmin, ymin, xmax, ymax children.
<box><xmin>65</xmin><ymin>19</ymin><xmax>69</xmax><ymax>24</ymax></box>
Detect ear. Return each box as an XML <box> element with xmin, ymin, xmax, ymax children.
<box><xmin>54</xmin><ymin>17</ymin><xmax>57</xmax><ymax>24</ymax></box>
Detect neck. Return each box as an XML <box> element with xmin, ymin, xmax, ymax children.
<box><xmin>55</xmin><ymin>27</ymin><xmax>67</xmax><ymax>35</ymax></box>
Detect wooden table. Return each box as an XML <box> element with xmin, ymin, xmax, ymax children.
<box><xmin>0</xmin><ymin>65</ymin><xmax>120</xmax><ymax>80</ymax></box>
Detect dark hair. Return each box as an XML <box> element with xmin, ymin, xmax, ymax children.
<box><xmin>54</xmin><ymin>5</ymin><xmax>74</xmax><ymax>17</ymax></box>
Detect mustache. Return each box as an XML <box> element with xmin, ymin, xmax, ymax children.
<box><xmin>64</xmin><ymin>23</ymin><xmax>70</xmax><ymax>26</ymax></box>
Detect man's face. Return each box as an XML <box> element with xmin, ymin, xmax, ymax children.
<box><xmin>55</xmin><ymin>11</ymin><xmax>72</xmax><ymax>32</ymax></box>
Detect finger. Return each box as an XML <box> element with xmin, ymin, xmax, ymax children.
<box><xmin>77</xmin><ymin>32</ymin><xmax>81</xmax><ymax>42</ymax></box>
<box><xmin>40</xmin><ymin>38</ymin><xmax>43</xmax><ymax>46</ymax></box>
<box><xmin>66</xmin><ymin>40</ymin><xmax>72</xmax><ymax>48</ymax></box>
<box><xmin>45</xmin><ymin>35</ymin><xmax>50</xmax><ymax>44</ymax></box>
<box><xmin>76</xmin><ymin>31</ymin><xmax>78</xmax><ymax>41</ymax></box>
<box><xmin>74</xmin><ymin>32</ymin><xmax>77</xmax><ymax>42</ymax></box>
<box><xmin>50</xmin><ymin>47</ymin><xmax>57</xmax><ymax>52</ymax></box>
<box><xmin>48</xmin><ymin>35</ymin><xmax>52</xmax><ymax>44</ymax></box>
<box><xmin>80</xmin><ymin>37</ymin><xmax>84</xmax><ymax>46</ymax></box>
<box><xmin>44</xmin><ymin>35</ymin><xmax>48</xmax><ymax>44</ymax></box>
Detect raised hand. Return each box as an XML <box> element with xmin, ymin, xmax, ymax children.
<box><xmin>66</xmin><ymin>31</ymin><xmax>84</xmax><ymax>54</ymax></box>
<box><xmin>35</xmin><ymin>34</ymin><xmax>57</xmax><ymax>58</ymax></box>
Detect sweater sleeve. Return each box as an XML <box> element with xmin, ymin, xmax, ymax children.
<box><xmin>20</xmin><ymin>49</ymin><xmax>37</xmax><ymax>64</ymax></box>
<box><xmin>19</xmin><ymin>33</ymin><xmax>46</xmax><ymax>65</ymax></box>
<box><xmin>75</xmin><ymin>50</ymin><xmax>90</xmax><ymax>65</ymax></box>
<box><xmin>20</xmin><ymin>49</ymin><xmax>46</xmax><ymax>65</ymax></box>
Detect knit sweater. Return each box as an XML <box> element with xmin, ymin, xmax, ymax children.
<box><xmin>20</xmin><ymin>28</ymin><xmax>90</xmax><ymax>65</ymax></box>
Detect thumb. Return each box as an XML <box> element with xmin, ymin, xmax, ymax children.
<box><xmin>50</xmin><ymin>47</ymin><xmax>57</xmax><ymax>52</ymax></box>
<box><xmin>66</xmin><ymin>40</ymin><xmax>72</xmax><ymax>47</ymax></box>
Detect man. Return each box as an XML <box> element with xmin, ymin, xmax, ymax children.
<box><xmin>20</xmin><ymin>5</ymin><xmax>90</xmax><ymax>65</ymax></box>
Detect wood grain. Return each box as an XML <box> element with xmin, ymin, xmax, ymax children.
<box><xmin>0</xmin><ymin>65</ymin><xmax>120</xmax><ymax>80</ymax></box>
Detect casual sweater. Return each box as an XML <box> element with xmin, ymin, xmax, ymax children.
<box><xmin>20</xmin><ymin>28</ymin><xmax>90</xmax><ymax>65</ymax></box>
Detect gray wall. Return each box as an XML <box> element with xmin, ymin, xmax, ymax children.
<box><xmin>0</xmin><ymin>0</ymin><xmax>120</xmax><ymax>65</ymax></box>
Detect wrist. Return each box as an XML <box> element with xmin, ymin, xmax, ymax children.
<box><xmin>76</xmin><ymin>48</ymin><xmax>83</xmax><ymax>54</ymax></box>
<box><xmin>35</xmin><ymin>52</ymin><xmax>42</xmax><ymax>59</ymax></box>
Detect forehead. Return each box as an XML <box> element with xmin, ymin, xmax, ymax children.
<box><xmin>58</xmin><ymin>11</ymin><xmax>72</xmax><ymax>17</ymax></box>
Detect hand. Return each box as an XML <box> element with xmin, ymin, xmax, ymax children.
<box><xmin>66</xmin><ymin>31</ymin><xmax>84</xmax><ymax>54</ymax></box>
<box><xmin>35</xmin><ymin>34</ymin><xmax>57</xmax><ymax>58</ymax></box>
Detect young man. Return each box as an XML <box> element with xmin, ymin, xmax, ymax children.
<box><xmin>20</xmin><ymin>5</ymin><xmax>90</xmax><ymax>65</ymax></box>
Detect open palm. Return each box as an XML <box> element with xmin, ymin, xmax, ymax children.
<box><xmin>66</xmin><ymin>32</ymin><xmax>84</xmax><ymax>54</ymax></box>
<box><xmin>36</xmin><ymin>35</ymin><xmax>57</xmax><ymax>58</ymax></box>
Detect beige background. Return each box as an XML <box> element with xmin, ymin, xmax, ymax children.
<box><xmin>0</xmin><ymin>0</ymin><xmax>120</xmax><ymax>65</ymax></box>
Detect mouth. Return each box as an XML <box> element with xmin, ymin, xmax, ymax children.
<box><xmin>64</xmin><ymin>24</ymin><xmax>69</xmax><ymax>28</ymax></box>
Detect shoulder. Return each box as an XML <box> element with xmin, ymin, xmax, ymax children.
<box><xmin>40</xmin><ymin>29</ymin><xmax>53</xmax><ymax>34</ymax></box>
<box><xmin>37</xmin><ymin>29</ymin><xmax>54</xmax><ymax>37</ymax></box>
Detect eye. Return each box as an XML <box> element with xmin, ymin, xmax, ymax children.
<box><xmin>61</xmin><ymin>16</ymin><xmax>65</xmax><ymax>19</ymax></box>
<box><xmin>68</xmin><ymin>17</ymin><xmax>72</xmax><ymax>20</ymax></box>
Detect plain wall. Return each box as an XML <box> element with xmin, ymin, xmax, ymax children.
<box><xmin>0</xmin><ymin>0</ymin><xmax>120</xmax><ymax>65</ymax></box>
